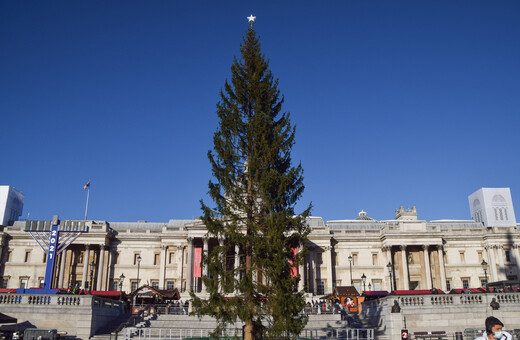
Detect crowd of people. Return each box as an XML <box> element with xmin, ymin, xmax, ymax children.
<box><xmin>303</xmin><ymin>300</ymin><xmax>345</xmax><ymax>315</ymax></box>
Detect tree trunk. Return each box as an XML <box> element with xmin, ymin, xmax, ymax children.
<box><xmin>244</xmin><ymin>320</ymin><xmax>253</xmax><ymax>340</ymax></box>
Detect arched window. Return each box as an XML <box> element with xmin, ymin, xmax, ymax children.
<box><xmin>492</xmin><ymin>195</ymin><xmax>506</xmax><ymax>203</ymax></box>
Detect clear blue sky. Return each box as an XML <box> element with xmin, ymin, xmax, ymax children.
<box><xmin>1</xmin><ymin>1</ymin><xmax>519</xmax><ymax>223</ymax></box>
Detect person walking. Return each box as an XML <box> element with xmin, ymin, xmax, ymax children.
<box><xmin>474</xmin><ymin>316</ymin><xmax>512</xmax><ymax>340</ymax></box>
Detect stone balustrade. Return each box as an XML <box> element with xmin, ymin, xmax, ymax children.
<box><xmin>0</xmin><ymin>293</ymin><xmax>123</xmax><ymax>309</ymax></box>
<box><xmin>397</xmin><ymin>292</ymin><xmax>520</xmax><ymax>308</ymax></box>
<box><xmin>0</xmin><ymin>294</ymin><xmax>23</xmax><ymax>304</ymax></box>
<box><xmin>0</xmin><ymin>293</ymin><xmax>127</xmax><ymax>339</ymax></box>
<box><xmin>360</xmin><ymin>293</ymin><xmax>520</xmax><ymax>339</ymax></box>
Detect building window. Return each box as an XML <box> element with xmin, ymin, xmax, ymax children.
<box><xmin>372</xmin><ymin>280</ymin><xmax>382</xmax><ymax>291</ymax></box>
<box><xmin>24</xmin><ymin>251</ymin><xmax>31</xmax><ymax>263</ymax></box>
<box><xmin>131</xmin><ymin>280</ymin><xmax>138</xmax><ymax>291</ymax></box>
<box><xmin>110</xmin><ymin>280</ymin><xmax>118</xmax><ymax>291</ymax></box>
<box><xmin>19</xmin><ymin>278</ymin><xmax>28</xmax><ymax>289</ymax></box>
<box><xmin>39</xmin><ymin>278</ymin><xmax>44</xmax><ymax>288</ymax></box>
<box><xmin>316</xmin><ymin>280</ymin><xmax>325</xmax><ymax>295</ymax></box>
<box><xmin>1</xmin><ymin>277</ymin><xmax>8</xmax><ymax>288</ymax></box>
<box><xmin>481</xmin><ymin>278</ymin><xmax>488</xmax><ymax>288</ymax></box>
<box><xmin>372</xmin><ymin>254</ymin><xmax>378</xmax><ymax>266</ymax></box>
<box><xmin>353</xmin><ymin>280</ymin><xmax>361</xmax><ymax>292</ymax></box>
<box><xmin>154</xmin><ymin>253</ymin><xmax>160</xmax><ymax>266</ymax></box>
<box><xmin>134</xmin><ymin>254</ymin><xmax>141</xmax><ymax>265</ymax></box>
<box><xmin>334</xmin><ymin>280</ymin><xmax>341</xmax><ymax>287</ymax></box>
<box><xmin>446</xmin><ymin>279</ymin><xmax>451</xmax><ymax>291</ymax></box>
<box><xmin>6</xmin><ymin>251</ymin><xmax>12</xmax><ymax>262</ymax></box>
<box><xmin>505</xmin><ymin>250</ymin><xmax>511</xmax><ymax>263</ymax></box>
<box><xmin>477</xmin><ymin>251</ymin><xmax>483</xmax><ymax>263</ymax></box>
<box><xmin>352</xmin><ymin>253</ymin><xmax>358</xmax><ymax>266</ymax></box>
<box><xmin>151</xmin><ymin>281</ymin><xmax>159</xmax><ymax>289</ymax></box>
<box><xmin>459</xmin><ymin>252</ymin><xmax>465</xmax><ymax>264</ymax></box>
<box><xmin>167</xmin><ymin>281</ymin><xmax>175</xmax><ymax>290</ymax></box>
<box><xmin>169</xmin><ymin>252</ymin><xmax>175</xmax><ymax>265</ymax></box>
<box><xmin>462</xmin><ymin>278</ymin><xmax>470</xmax><ymax>289</ymax></box>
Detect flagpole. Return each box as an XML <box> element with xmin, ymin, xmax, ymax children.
<box><xmin>84</xmin><ymin>186</ymin><xmax>90</xmax><ymax>220</ymax></box>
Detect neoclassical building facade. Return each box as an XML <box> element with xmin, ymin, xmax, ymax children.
<box><xmin>0</xmin><ymin>188</ymin><xmax>519</xmax><ymax>297</ymax></box>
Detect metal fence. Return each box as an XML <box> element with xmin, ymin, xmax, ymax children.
<box><xmin>123</xmin><ymin>327</ymin><xmax>375</xmax><ymax>340</ymax></box>
<box><xmin>411</xmin><ymin>329</ymin><xmax>520</xmax><ymax>340</ymax></box>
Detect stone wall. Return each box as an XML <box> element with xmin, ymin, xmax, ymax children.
<box><xmin>0</xmin><ymin>294</ymin><xmax>126</xmax><ymax>339</ymax></box>
<box><xmin>360</xmin><ymin>292</ymin><xmax>520</xmax><ymax>339</ymax></box>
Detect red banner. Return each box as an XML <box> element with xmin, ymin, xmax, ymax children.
<box><xmin>290</xmin><ymin>248</ymin><xmax>298</xmax><ymax>278</ymax></box>
<box><xmin>193</xmin><ymin>247</ymin><xmax>202</xmax><ymax>278</ymax></box>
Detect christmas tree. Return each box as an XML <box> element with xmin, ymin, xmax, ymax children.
<box><xmin>191</xmin><ymin>19</ymin><xmax>310</xmax><ymax>340</ymax></box>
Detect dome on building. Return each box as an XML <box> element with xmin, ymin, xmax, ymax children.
<box><xmin>355</xmin><ymin>210</ymin><xmax>374</xmax><ymax>221</ymax></box>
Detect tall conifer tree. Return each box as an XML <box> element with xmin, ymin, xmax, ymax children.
<box><xmin>191</xmin><ymin>25</ymin><xmax>310</xmax><ymax>340</ymax></box>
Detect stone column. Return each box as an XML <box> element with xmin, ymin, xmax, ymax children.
<box><xmin>234</xmin><ymin>244</ymin><xmax>240</xmax><ymax>293</ymax></box>
<box><xmin>106</xmin><ymin>249</ymin><xmax>116</xmax><ymax>290</ymax></box>
<box><xmin>423</xmin><ymin>245</ymin><xmax>432</xmax><ymax>289</ymax></box>
<box><xmin>218</xmin><ymin>238</ymin><xmax>225</xmax><ymax>293</ymax></box>
<box><xmin>178</xmin><ymin>245</ymin><xmax>185</xmax><ymax>291</ymax></box>
<box><xmin>486</xmin><ymin>245</ymin><xmax>498</xmax><ymax>282</ymax></box>
<box><xmin>311</xmin><ymin>249</ymin><xmax>318</xmax><ymax>295</ymax></box>
<box><xmin>81</xmin><ymin>244</ymin><xmax>90</xmax><ymax>289</ymax></box>
<box><xmin>186</xmin><ymin>238</ymin><xmax>193</xmax><ymax>292</ymax></box>
<box><xmin>383</xmin><ymin>246</ymin><xmax>391</xmax><ymax>266</ymax></box>
<box><xmin>383</xmin><ymin>247</ymin><xmax>392</xmax><ymax>291</ymax></box>
<box><xmin>298</xmin><ymin>246</ymin><xmax>305</xmax><ymax>292</ymax></box>
<box><xmin>97</xmin><ymin>244</ymin><xmax>105</xmax><ymax>290</ymax></box>
<box><xmin>513</xmin><ymin>245</ymin><xmax>520</xmax><ymax>268</ymax></box>
<box><xmin>58</xmin><ymin>250</ymin><xmax>67</xmax><ymax>288</ymax></box>
<box><xmin>202</xmin><ymin>238</ymin><xmax>209</xmax><ymax>292</ymax></box>
<box><xmin>497</xmin><ymin>245</ymin><xmax>505</xmax><ymax>280</ymax></box>
<box><xmin>400</xmin><ymin>245</ymin><xmax>409</xmax><ymax>290</ymax></box>
<box><xmin>159</xmin><ymin>245</ymin><xmax>168</xmax><ymax>289</ymax></box>
<box><xmin>325</xmin><ymin>246</ymin><xmax>333</xmax><ymax>294</ymax></box>
<box><xmin>437</xmin><ymin>246</ymin><xmax>447</xmax><ymax>291</ymax></box>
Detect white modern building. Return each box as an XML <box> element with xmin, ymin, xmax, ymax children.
<box><xmin>0</xmin><ymin>186</ymin><xmax>24</xmax><ymax>226</ymax></box>
<box><xmin>0</xmin><ymin>187</ymin><xmax>519</xmax><ymax>297</ymax></box>
<box><xmin>469</xmin><ymin>187</ymin><xmax>517</xmax><ymax>227</ymax></box>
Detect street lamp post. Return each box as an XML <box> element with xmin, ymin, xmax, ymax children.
<box><xmin>361</xmin><ymin>273</ymin><xmax>366</xmax><ymax>292</ymax></box>
<box><xmin>481</xmin><ymin>260</ymin><xmax>489</xmax><ymax>292</ymax></box>
<box><xmin>348</xmin><ymin>255</ymin><xmax>353</xmax><ymax>286</ymax></box>
<box><xmin>119</xmin><ymin>273</ymin><xmax>125</xmax><ymax>300</ymax></box>
<box><xmin>133</xmin><ymin>256</ymin><xmax>142</xmax><ymax>307</ymax></box>
<box><xmin>89</xmin><ymin>260</ymin><xmax>95</xmax><ymax>294</ymax></box>
<box><xmin>136</xmin><ymin>255</ymin><xmax>142</xmax><ymax>287</ymax></box>
<box><xmin>387</xmin><ymin>262</ymin><xmax>394</xmax><ymax>292</ymax></box>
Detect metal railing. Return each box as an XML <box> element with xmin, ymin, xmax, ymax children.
<box><xmin>123</xmin><ymin>327</ymin><xmax>374</xmax><ymax>340</ymax></box>
<box><xmin>124</xmin><ymin>327</ymin><xmax>241</xmax><ymax>339</ymax></box>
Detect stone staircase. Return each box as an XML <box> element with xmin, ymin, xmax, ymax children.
<box><xmin>111</xmin><ymin>313</ymin><xmax>368</xmax><ymax>339</ymax></box>
<box><xmin>90</xmin><ymin>311</ymin><xmax>383</xmax><ymax>339</ymax></box>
